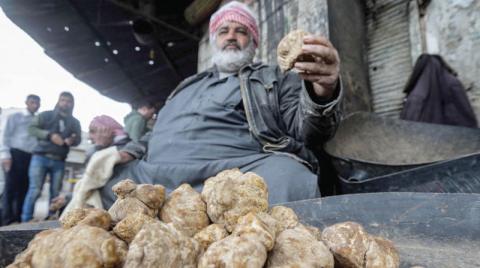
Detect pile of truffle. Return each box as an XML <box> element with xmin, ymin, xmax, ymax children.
<box><xmin>8</xmin><ymin>168</ymin><xmax>399</xmax><ymax>268</ymax></box>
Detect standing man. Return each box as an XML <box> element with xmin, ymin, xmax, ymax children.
<box><xmin>101</xmin><ymin>1</ymin><xmax>342</xmax><ymax>206</ymax></box>
<box><xmin>0</xmin><ymin>95</ymin><xmax>40</xmax><ymax>225</ymax></box>
<box><xmin>123</xmin><ymin>101</ymin><xmax>156</xmax><ymax>142</ymax></box>
<box><xmin>21</xmin><ymin>92</ymin><xmax>81</xmax><ymax>222</ymax></box>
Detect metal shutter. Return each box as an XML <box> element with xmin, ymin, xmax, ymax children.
<box><xmin>367</xmin><ymin>0</ymin><xmax>412</xmax><ymax>117</ymax></box>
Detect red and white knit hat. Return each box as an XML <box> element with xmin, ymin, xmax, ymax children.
<box><xmin>209</xmin><ymin>1</ymin><xmax>259</xmax><ymax>48</ymax></box>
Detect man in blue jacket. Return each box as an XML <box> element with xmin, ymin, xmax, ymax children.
<box><xmin>21</xmin><ymin>92</ymin><xmax>81</xmax><ymax>222</ymax></box>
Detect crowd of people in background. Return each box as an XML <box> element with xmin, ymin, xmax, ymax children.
<box><xmin>0</xmin><ymin>92</ymin><xmax>156</xmax><ymax>225</ymax></box>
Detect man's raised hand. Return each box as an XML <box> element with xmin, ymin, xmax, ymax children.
<box><xmin>294</xmin><ymin>35</ymin><xmax>340</xmax><ymax>99</ymax></box>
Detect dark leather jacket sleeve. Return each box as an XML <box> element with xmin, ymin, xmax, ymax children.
<box><xmin>277</xmin><ymin>68</ymin><xmax>343</xmax><ymax>149</ymax></box>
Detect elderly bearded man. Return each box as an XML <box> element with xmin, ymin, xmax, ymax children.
<box><xmin>101</xmin><ymin>1</ymin><xmax>342</xmax><ymax>207</ymax></box>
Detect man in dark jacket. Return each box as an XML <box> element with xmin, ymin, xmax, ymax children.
<box><xmin>21</xmin><ymin>92</ymin><xmax>81</xmax><ymax>222</ymax></box>
<box><xmin>101</xmin><ymin>1</ymin><xmax>342</xmax><ymax>206</ymax></box>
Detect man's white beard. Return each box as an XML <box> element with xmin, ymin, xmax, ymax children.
<box><xmin>211</xmin><ymin>41</ymin><xmax>256</xmax><ymax>73</ymax></box>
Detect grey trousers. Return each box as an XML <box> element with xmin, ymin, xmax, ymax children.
<box><xmin>100</xmin><ymin>154</ymin><xmax>319</xmax><ymax>208</ymax></box>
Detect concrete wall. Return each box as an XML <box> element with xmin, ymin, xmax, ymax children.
<box><xmin>422</xmin><ymin>0</ymin><xmax>480</xmax><ymax>119</ymax></box>
<box><xmin>197</xmin><ymin>23</ymin><xmax>212</xmax><ymax>72</ymax></box>
<box><xmin>328</xmin><ymin>0</ymin><xmax>371</xmax><ymax>114</ymax></box>
<box><xmin>408</xmin><ymin>0</ymin><xmax>423</xmax><ymax>67</ymax></box>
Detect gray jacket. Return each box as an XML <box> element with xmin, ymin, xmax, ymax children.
<box><xmin>123</xmin><ymin>63</ymin><xmax>342</xmax><ymax>172</ymax></box>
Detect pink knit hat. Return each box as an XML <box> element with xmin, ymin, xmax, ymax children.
<box><xmin>89</xmin><ymin>115</ymin><xmax>126</xmax><ymax>137</ymax></box>
<box><xmin>209</xmin><ymin>1</ymin><xmax>259</xmax><ymax>47</ymax></box>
